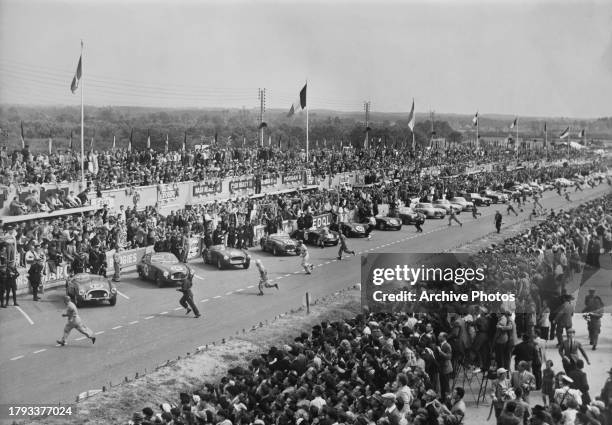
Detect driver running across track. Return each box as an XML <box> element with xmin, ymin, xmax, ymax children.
<box><xmin>255</xmin><ymin>259</ymin><xmax>278</xmax><ymax>296</ymax></box>
<box><xmin>297</xmin><ymin>241</ymin><xmax>314</xmax><ymax>275</ymax></box>
<box><xmin>57</xmin><ymin>295</ymin><xmax>96</xmax><ymax>346</ymax></box>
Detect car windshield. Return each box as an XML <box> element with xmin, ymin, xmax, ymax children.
<box><xmin>151</xmin><ymin>253</ymin><xmax>178</xmax><ymax>263</ymax></box>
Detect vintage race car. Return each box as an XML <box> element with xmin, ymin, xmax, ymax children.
<box><xmin>260</xmin><ymin>233</ymin><xmax>299</xmax><ymax>256</ymax></box>
<box><xmin>413</xmin><ymin>203</ymin><xmax>446</xmax><ymax>219</ymax></box>
<box><xmin>337</xmin><ymin>222</ymin><xmax>368</xmax><ymax>237</ymax></box>
<box><xmin>66</xmin><ymin>273</ymin><xmax>117</xmax><ymax>307</ymax></box>
<box><xmin>480</xmin><ymin>189</ymin><xmax>508</xmax><ymax>204</ymax></box>
<box><xmin>137</xmin><ymin>252</ymin><xmax>191</xmax><ymax>287</ymax></box>
<box><xmin>375</xmin><ymin>216</ymin><xmax>402</xmax><ymax>230</ymax></box>
<box><xmin>449</xmin><ymin>197</ymin><xmax>474</xmax><ymax>211</ymax></box>
<box><xmin>202</xmin><ymin>244</ymin><xmax>251</xmax><ymax>269</ymax></box>
<box><xmin>466</xmin><ymin>193</ymin><xmax>492</xmax><ymax>206</ymax></box>
<box><xmin>292</xmin><ymin>227</ymin><xmax>339</xmax><ymax>247</ymax></box>
<box><xmin>432</xmin><ymin>199</ymin><xmax>462</xmax><ymax>214</ymax></box>
<box><xmin>398</xmin><ymin>207</ymin><xmax>419</xmax><ymax>224</ymax></box>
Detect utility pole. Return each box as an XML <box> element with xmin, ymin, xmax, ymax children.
<box><xmin>363</xmin><ymin>101</ymin><xmax>371</xmax><ymax>150</ymax></box>
<box><xmin>258</xmin><ymin>88</ymin><xmax>266</xmax><ymax>147</ymax></box>
<box><xmin>429</xmin><ymin>110</ymin><xmax>435</xmax><ymax>149</ymax></box>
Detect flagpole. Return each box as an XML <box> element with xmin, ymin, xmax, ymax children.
<box><xmin>545</xmin><ymin>124</ymin><xmax>548</xmax><ymax>162</ymax></box>
<box><xmin>476</xmin><ymin>119</ymin><xmax>479</xmax><ymax>150</ymax></box>
<box><xmin>80</xmin><ymin>40</ymin><xmax>85</xmax><ymax>188</ymax></box>
<box><xmin>567</xmin><ymin>126</ymin><xmax>570</xmax><ymax>156</ymax></box>
<box><xmin>516</xmin><ymin>119</ymin><xmax>519</xmax><ymax>159</ymax></box>
<box><xmin>305</xmin><ymin>79</ymin><xmax>309</xmax><ymax>163</ymax></box>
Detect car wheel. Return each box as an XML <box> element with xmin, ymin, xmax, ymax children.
<box><xmin>243</xmin><ymin>261</ymin><xmax>250</xmax><ymax>269</ymax></box>
<box><xmin>217</xmin><ymin>258</ymin><xmax>223</xmax><ymax>270</ymax></box>
<box><xmin>155</xmin><ymin>276</ymin><xmax>163</xmax><ymax>288</ymax></box>
<box><xmin>109</xmin><ymin>296</ymin><xmax>117</xmax><ymax>306</ymax></box>
<box><xmin>272</xmin><ymin>247</ymin><xmax>278</xmax><ymax>256</ymax></box>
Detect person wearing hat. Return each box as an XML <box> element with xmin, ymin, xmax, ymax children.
<box><xmin>27</xmin><ymin>256</ymin><xmax>45</xmax><ymax>301</ymax></box>
<box><xmin>553</xmin><ymin>374</ymin><xmax>582</xmax><ymax>408</ymax></box>
<box><xmin>381</xmin><ymin>393</ymin><xmax>401</xmax><ymax>425</ymax></box>
<box><xmin>57</xmin><ymin>295</ymin><xmax>96</xmax><ymax>346</ymax></box>
<box><xmin>491</xmin><ymin>368</ymin><xmax>512</xmax><ymax>419</ymax></box>
<box><xmin>255</xmin><ymin>259</ymin><xmax>278</xmax><ymax>296</ymax></box>
<box><xmin>130</xmin><ymin>411</ymin><xmax>144</xmax><ymax>425</ymax></box>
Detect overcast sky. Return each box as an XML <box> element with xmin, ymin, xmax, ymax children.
<box><xmin>1</xmin><ymin>0</ymin><xmax>611</xmax><ymax>118</ymax></box>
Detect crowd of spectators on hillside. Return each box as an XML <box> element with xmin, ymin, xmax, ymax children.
<box><xmin>0</xmin><ymin>142</ymin><xmax>599</xmax><ymax>190</ymax></box>
<box><xmin>114</xmin><ymin>192</ymin><xmax>611</xmax><ymax>425</ymax></box>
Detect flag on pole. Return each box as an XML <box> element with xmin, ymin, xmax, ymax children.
<box><xmin>472</xmin><ymin>112</ymin><xmax>478</xmax><ymax>126</ymax></box>
<box><xmin>287</xmin><ymin>84</ymin><xmax>307</xmax><ymax>117</ymax></box>
<box><xmin>559</xmin><ymin>127</ymin><xmax>570</xmax><ymax>139</ymax></box>
<box><xmin>577</xmin><ymin>129</ymin><xmax>585</xmax><ymax>138</ymax></box>
<box><xmin>510</xmin><ymin>117</ymin><xmax>518</xmax><ymax>129</ymax></box>
<box><xmin>147</xmin><ymin>129</ymin><xmax>151</xmax><ymax>149</ymax></box>
<box><xmin>112</xmin><ymin>135</ymin><xmax>116</xmax><ymax>150</ymax></box>
<box><xmin>20</xmin><ymin>121</ymin><xmax>25</xmax><ymax>148</ymax></box>
<box><xmin>70</xmin><ymin>49</ymin><xmax>83</xmax><ymax>94</ymax></box>
<box><xmin>183</xmin><ymin>131</ymin><xmax>187</xmax><ymax>151</ymax></box>
<box><xmin>407</xmin><ymin>99</ymin><xmax>415</xmax><ymax>131</ymax></box>
<box><xmin>48</xmin><ymin>131</ymin><xmax>53</xmax><ymax>155</ymax></box>
<box><xmin>165</xmin><ymin>134</ymin><xmax>169</xmax><ymax>153</ymax></box>
<box><xmin>128</xmin><ymin>128</ymin><xmax>133</xmax><ymax>152</ymax></box>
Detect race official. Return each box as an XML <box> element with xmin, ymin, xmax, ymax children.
<box><xmin>28</xmin><ymin>257</ymin><xmax>44</xmax><ymax>301</ymax></box>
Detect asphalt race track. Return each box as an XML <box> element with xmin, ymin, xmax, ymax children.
<box><xmin>0</xmin><ymin>184</ymin><xmax>609</xmax><ymax>405</ymax></box>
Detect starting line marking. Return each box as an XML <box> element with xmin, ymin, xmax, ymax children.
<box><xmin>10</xmin><ymin>355</ymin><xmax>24</xmax><ymax>361</ymax></box>
<box><xmin>129</xmin><ymin>321</ymin><xmax>139</xmax><ymax>325</ymax></box>
<box><xmin>112</xmin><ymin>326</ymin><xmax>123</xmax><ymax>330</ymax></box>
<box><xmin>213</xmin><ymin>296</ymin><xmax>221</xmax><ymax>299</ymax></box>
<box><xmin>201</xmin><ymin>299</ymin><xmax>210</xmax><ymax>303</ymax></box>
<box><xmin>144</xmin><ymin>316</ymin><xmax>154</xmax><ymax>320</ymax></box>
<box><xmin>95</xmin><ymin>331</ymin><xmax>104</xmax><ymax>335</ymax></box>
<box><xmin>15</xmin><ymin>306</ymin><xmax>34</xmax><ymax>325</ymax></box>
<box><xmin>116</xmin><ymin>290</ymin><xmax>130</xmax><ymax>300</ymax></box>
<box><xmin>159</xmin><ymin>311</ymin><xmax>168</xmax><ymax>315</ymax></box>
<box><xmin>33</xmin><ymin>349</ymin><xmax>46</xmax><ymax>354</ymax></box>
<box><xmin>174</xmin><ymin>307</ymin><xmax>183</xmax><ymax>311</ymax></box>
<box><xmin>75</xmin><ymin>336</ymin><xmax>86</xmax><ymax>341</ymax></box>
<box><xmin>247</xmin><ymin>285</ymin><xmax>255</xmax><ymax>288</ymax></box>
<box><xmin>235</xmin><ymin>288</ymin><xmax>244</xmax><ymax>292</ymax></box>
<box><xmin>225</xmin><ymin>291</ymin><xmax>233</xmax><ymax>295</ymax></box>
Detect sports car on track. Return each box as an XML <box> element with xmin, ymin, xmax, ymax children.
<box><xmin>465</xmin><ymin>193</ymin><xmax>492</xmax><ymax>206</ymax></box>
<box><xmin>398</xmin><ymin>207</ymin><xmax>419</xmax><ymax>224</ymax></box>
<box><xmin>292</xmin><ymin>227</ymin><xmax>339</xmax><ymax>247</ymax></box>
<box><xmin>413</xmin><ymin>203</ymin><xmax>446</xmax><ymax>219</ymax></box>
<box><xmin>337</xmin><ymin>222</ymin><xmax>368</xmax><ymax>237</ymax></box>
<box><xmin>480</xmin><ymin>189</ymin><xmax>508</xmax><ymax>204</ymax></box>
<box><xmin>449</xmin><ymin>197</ymin><xmax>474</xmax><ymax>211</ymax></box>
<box><xmin>374</xmin><ymin>216</ymin><xmax>402</xmax><ymax>230</ymax></box>
<box><xmin>260</xmin><ymin>233</ymin><xmax>299</xmax><ymax>255</ymax></box>
<box><xmin>66</xmin><ymin>273</ymin><xmax>117</xmax><ymax>307</ymax></box>
<box><xmin>432</xmin><ymin>199</ymin><xmax>463</xmax><ymax>214</ymax></box>
<box><xmin>137</xmin><ymin>252</ymin><xmax>191</xmax><ymax>287</ymax></box>
<box><xmin>202</xmin><ymin>245</ymin><xmax>251</xmax><ymax>269</ymax></box>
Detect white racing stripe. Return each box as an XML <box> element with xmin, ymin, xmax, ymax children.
<box><xmin>15</xmin><ymin>306</ymin><xmax>34</xmax><ymax>325</ymax></box>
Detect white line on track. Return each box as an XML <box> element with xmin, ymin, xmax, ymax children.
<box><xmin>194</xmin><ymin>275</ymin><xmax>205</xmax><ymax>280</ymax></box>
<box><xmin>213</xmin><ymin>295</ymin><xmax>221</xmax><ymax>299</ymax></box>
<box><xmin>33</xmin><ymin>349</ymin><xmax>46</xmax><ymax>354</ymax></box>
<box><xmin>235</xmin><ymin>288</ymin><xmax>244</xmax><ymax>292</ymax></box>
<box><xmin>325</xmin><ymin>261</ymin><xmax>331</xmax><ymax>264</ymax></box>
<box><xmin>284</xmin><ymin>274</ymin><xmax>291</xmax><ymax>277</ymax></box>
<box><xmin>129</xmin><ymin>321</ymin><xmax>139</xmax><ymax>325</ymax></box>
<box><xmin>159</xmin><ymin>311</ymin><xmax>168</xmax><ymax>315</ymax></box>
<box><xmin>10</xmin><ymin>355</ymin><xmax>24</xmax><ymax>361</ymax></box>
<box><xmin>247</xmin><ymin>285</ymin><xmax>255</xmax><ymax>288</ymax></box>
<box><xmin>293</xmin><ymin>271</ymin><xmax>300</xmax><ymax>274</ymax></box>
<box><xmin>201</xmin><ymin>299</ymin><xmax>209</xmax><ymax>303</ymax></box>
<box><xmin>112</xmin><ymin>326</ymin><xmax>123</xmax><ymax>330</ymax></box>
<box><xmin>144</xmin><ymin>316</ymin><xmax>154</xmax><ymax>320</ymax></box>
<box><xmin>75</xmin><ymin>337</ymin><xmax>86</xmax><ymax>341</ymax></box>
<box><xmin>225</xmin><ymin>291</ymin><xmax>233</xmax><ymax>295</ymax></box>
<box><xmin>174</xmin><ymin>307</ymin><xmax>183</xmax><ymax>311</ymax></box>
<box><xmin>95</xmin><ymin>331</ymin><xmax>104</xmax><ymax>335</ymax></box>
<box><xmin>15</xmin><ymin>306</ymin><xmax>34</xmax><ymax>325</ymax></box>
<box><xmin>116</xmin><ymin>290</ymin><xmax>130</xmax><ymax>300</ymax></box>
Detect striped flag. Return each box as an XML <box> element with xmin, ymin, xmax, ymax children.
<box><xmin>472</xmin><ymin>112</ymin><xmax>479</xmax><ymax>126</ymax></box>
<box><xmin>20</xmin><ymin>121</ymin><xmax>25</xmax><ymax>148</ymax></box>
<box><xmin>287</xmin><ymin>83</ymin><xmax>307</xmax><ymax>117</ymax></box>
<box><xmin>559</xmin><ymin>127</ymin><xmax>570</xmax><ymax>139</ymax></box>
<box><xmin>510</xmin><ymin>117</ymin><xmax>518</xmax><ymax>129</ymax></box>
<box><xmin>70</xmin><ymin>42</ymin><xmax>83</xmax><ymax>94</ymax></box>
<box><xmin>407</xmin><ymin>99</ymin><xmax>415</xmax><ymax>131</ymax></box>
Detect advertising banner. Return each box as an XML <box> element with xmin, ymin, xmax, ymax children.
<box><xmin>16</xmin><ymin>263</ymin><xmax>71</xmax><ymax>291</ymax></box>
<box><xmin>260</xmin><ymin>173</ymin><xmax>277</xmax><ymax>188</ymax></box>
<box><xmin>105</xmin><ymin>246</ymin><xmax>153</xmax><ymax>269</ymax></box>
<box><xmin>282</xmin><ymin>172</ymin><xmax>304</xmax><ymax>186</ymax></box>
<box><xmin>192</xmin><ymin>180</ymin><xmax>222</xmax><ymax>197</ymax></box>
<box><xmin>158</xmin><ymin>184</ymin><xmax>179</xmax><ymax>201</ymax></box>
<box><xmin>229</xmin><ymin>176</ymin><xmax>255</xmax><ymax>193</ymax></box>
<box><xmin>312</xmin><ymin>213</ymin><xmax>332</xmax><ymax>228</ymax></box>
<box><xmin>187</xmin><ymin>236</ymin><xmax>202</xmax><ymax>260</ymax></box>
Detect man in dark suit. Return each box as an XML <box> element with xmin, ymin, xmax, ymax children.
<box><xmin>559</xmin><ymin>328</ymin><xmax>590</xmax><ymax>372</ymax></box>
<box><xmin>437</xmin><ymin>332</ymin><xmax>454</xmax><ymax>402</ymax></box>
<box><xmin>28</xmin><ymin>257</ymin><xmax>44</xmax><ymax>301</ymax></box>
<box><xmin>512</xmin><ymin>333</ymin><xmax>538</xmax><ymax>370</ymax></box>
<box><xmin>567</xmin><ymin>359</ymin><xmax>591</xmax><ymax>405</ymax></box>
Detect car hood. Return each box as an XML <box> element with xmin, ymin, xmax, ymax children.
<box><xmin>69</xmin><ymin>273</ymin><xmax>112</xmax><ymax>289</ymax></box>
<box><xmin>215</xmin><ymin>247</ymin><xmax>248</xmax><ymax>256</ymax></box>
<box><xmin>156</xmin><ymin>263</ymin><xmax>190</xmax><ymax>274</ymax></box>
